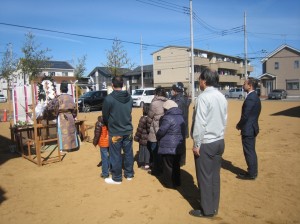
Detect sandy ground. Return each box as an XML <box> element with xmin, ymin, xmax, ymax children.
<box><xmin>0</xmin><ymin>99</ymin><xmax>300</xmax><ymax>224</ymax></box>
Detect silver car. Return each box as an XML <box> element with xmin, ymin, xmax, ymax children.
<box><xmin>224</xmin><ymin>88</ymin><xmax>246</xmax><ymax>99</ymax></box>
<box><xmin>268</xmin><ymin>89</ymin><xmax>287</xmax><ymax>100</ymax></box>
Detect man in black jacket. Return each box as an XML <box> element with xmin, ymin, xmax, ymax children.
<box><xmin>102</xmin><ymin>76</ymin><xmax>134</xmax><ymax>184</ymax></box>
<box><xmin>236</xmin><ymin>77</ymin><xmax>261</xmax><ymax>180</ymax></box>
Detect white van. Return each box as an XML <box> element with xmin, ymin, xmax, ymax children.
<box><xmin>224</xmin><ymin>88</ymin><xmax>246</xmax><ymax>99</ymax></box>
<box><xmin>131</xmin><ymin>88</ymin><xmax>155</xmax><ymax>107</ymax></box>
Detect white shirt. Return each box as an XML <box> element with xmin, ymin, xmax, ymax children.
<box><xmin>192</xmin><ymin>86</ymin><xmax>228</xmax><ymax>147</ymax></box>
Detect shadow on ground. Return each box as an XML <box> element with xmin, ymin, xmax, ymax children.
<box><xmin>0</xmin><ymin>134</ymin><xmax>19</xmax><ymax>167</ymax></box>
<box><xmin>221</xmin><ymin>158</ymin><xmax>245</xmax><ymax>175</ymax></box>
<box><xmin>271</xmin><ymin>106</ymin><xmax>300</xmax><ymax>118</ymax></box>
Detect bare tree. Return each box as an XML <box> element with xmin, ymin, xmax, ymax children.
<box><xmin>18</xmin><ymin>32</ymin><xmax>51</xmax><ymax>84</ymax></box>
<box><xmin>0</xmin><ymin>43</ymin><xmax>17</xmax><ymax>99</ymax></box>
<box><xmin>74</xmin><ymin>55</ymin><xmax>87</xmax><ymax>79</ymax></box>
<box><xmin>103</xmin><ymin>38</ymin><xmax>134</xmax><ymax>76</ymax></box>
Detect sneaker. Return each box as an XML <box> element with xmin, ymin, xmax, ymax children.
<box><xmin>104</xmin><ymin>178</ymin><xmax>121</xmax><ymax>185</ymax></box>
<box><xmin>126</xmin><ymin>177</ymin><xmax>133</xmax><ymax>181</ymax></box>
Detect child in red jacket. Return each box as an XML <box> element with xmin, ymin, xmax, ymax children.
<box><xmin>93</xmin><ymin>116</ymin><xmax>109</xmax><ymax>178</ymax></box>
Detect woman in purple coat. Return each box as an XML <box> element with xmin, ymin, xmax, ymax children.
<box><xmin>156</xmin><ymin>100</ymin><xmax>186</xmax><ymax>188</ymax></box>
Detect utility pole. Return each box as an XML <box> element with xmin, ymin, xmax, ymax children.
<box><xmin>140</xmin><ymin>35</ymin><xmax>144</xmax><ymax>89</ymax></box>
<box><xmin>244</xmin><ymin>11</ymin><xmax>248</xmax><ymax>80</ymax></box>
<box><xmin>190</xmin><ymin>0</ymin><xmax>195</xmax><ymax>102</ymax></box>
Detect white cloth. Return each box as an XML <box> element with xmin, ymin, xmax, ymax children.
<box><xmin>192</xmin><ymin>86</ymin><xmax>228</xmax><ymax>148</ymax></box>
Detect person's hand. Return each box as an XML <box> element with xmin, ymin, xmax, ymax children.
<box><xmin>192</xmin><ymin>146</ymin><xmax>200</xmax><ymax>157</ymax></box>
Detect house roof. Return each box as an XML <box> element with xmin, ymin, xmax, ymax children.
<box><xmin>257</xmin><ymin>73</ymin><xmax>276</xmax><ymax>80</ymax></box>
<box><xmin>124</xmin><ymin>65</ymin><xmax>153</xmax><ymax>76</ymax></box>
<box><xmin>44</xmin><ymin>60</ymin><xmax>74</xmax><ymax>70</ymax></box>
<box><xmin>261</xmin><ymin>44</ymin><xmax>300</xmax><ymax>63</ymax></box>
<box><xmin>152</xmin><ymin>45</ymin><xmax>244</xmax><ymax>61</ymax></box>
<box><xmin>87</xmin><ymin>66</ymin><xmax>132</xmax><ymax>77</ymax></box>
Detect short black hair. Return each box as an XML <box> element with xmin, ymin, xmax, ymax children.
<box><xmin>199</xmin><ymin>69</ymin><xmax>219</xmax><ymax>87</ymax></box>
<box><xmin>247</xmin><ymin>77</ymin><xmax>258</xmax><ymax>89</ymax></box>
<box><xmin>112</xmin><ymin>76</ymin><xmax>124</xmax><ymax>88</ymax></box>
<box><xmin>155</xmin><ymin>87</ymin><xmax>166</xmax><ymax>97</ymax></box>
<box><xmin>60</xmin><ymin>80</ymin><xmax>68</xmax><ymax>93</ymax></box>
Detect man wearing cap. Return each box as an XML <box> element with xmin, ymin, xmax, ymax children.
<box><xmin>190</xmin><ymin>69</ymin><xmax>227</xmax><ymax>218</ymax></box>
<box><xmin>171</xmin><ymin>82</ymin><xmax>190</xmax><ymax>166</ymax></box>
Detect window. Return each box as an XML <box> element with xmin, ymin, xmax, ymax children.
<box><xmin>157</xmin><ymin>70</ymin><xmax>161</xmax><ymax>75</ymax></box>
<box><xmin>294</xmin><ymin>60</ymin><xmax>299</xmax><ymax>69</ymax></box>
<box><xmin>157</xmin><ymin>56</ymin><xmax>161</xmax><ymax>60</ymax></box>
<box><xmin>62</xmin><ymin>72</ymin><xmax>68</xmax><ymax>76</ymax></box>
<box><xmin>286</xmin><ymin>79</ymin><xmax>299</xmax><ymax>90</ymax></box>
<box><xmin>48</xmin><ymin>72</ymin><xmax>55</xmax><ymax>76</ymax></box>
<box><xmin>145</xmin><ymin>90</ymin><xmax>155</xmax><ymax>96</ymax></box>
<box><xmin>274</xmin><ymin>62</ymin><xmax>279</xmax><ymax>70</ymax></box>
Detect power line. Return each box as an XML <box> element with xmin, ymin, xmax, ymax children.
<box><xmin>0</xmin><ymin>22</ymin><xmax>164</xmax><ymax>49</ymax></box>
<box><xmin>136</xmin><ymin>0</ymin><xmax>186</xmax><ymax>14</ymax></box>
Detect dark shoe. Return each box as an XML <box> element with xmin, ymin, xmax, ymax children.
<box><xmin>237</xmin><ymin>172</ymin><xmax>257</xmax><ymax>180</ymax></box>
<box><xmin>189</xmin><ymin>210</ymin><xmax>214</xmax><ymax>218</ymax></box>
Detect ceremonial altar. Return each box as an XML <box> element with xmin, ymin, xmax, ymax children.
<box><xmin>9</xmin><ymin>77</ymin><xmax>84</xmax><ymax>166</ymax></box>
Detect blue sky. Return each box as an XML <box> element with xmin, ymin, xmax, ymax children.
<box><xmin>0</xmin><ymin>0</ymin><xmax>299</xmax><ymax>77</ymax></box>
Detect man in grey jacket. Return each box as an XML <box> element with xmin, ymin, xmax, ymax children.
<box><xmin>190</xmin><ymin>69</ymin><xmax>228</xmax><ymax>218</ymax></box>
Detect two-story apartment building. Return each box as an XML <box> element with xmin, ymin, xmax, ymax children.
<box><xmin>152</xmin><ymin>46</ymin><xmax>253</xmax><ymax>95</ymax></box>
<box><xmin>258</xmin><ymin>45</ymin><xmax>300</xmax><ymax>97</ymax></box>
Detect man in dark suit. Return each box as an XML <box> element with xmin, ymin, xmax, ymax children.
<box><xmin>236</xmin><ymin>78</ymin><xmax>261</xmax><ymax>180</ymax></box>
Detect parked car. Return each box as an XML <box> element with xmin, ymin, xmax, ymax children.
<box><xmin>131</xmin><ymin>88</ymin><xmax>155</xmax><ymax>107</ymax></box>
<box><xmin>0</xmin><ymin>94</ymin><xmax>7</xmax><ymax>103</ymax></box>
<box><xmin>224</xmin><ymin>88</ymin><xmax>246</xmax><ymax>99</ymax></box>
<box><xmin>78</xmin><ymin>90</ymin><xmax>107</xmax><ymax>112</ymax></box>
<box><xmin>268</xmin><ymin>89</ymin><xmax>287</xmax><ymax>100</ymax></box>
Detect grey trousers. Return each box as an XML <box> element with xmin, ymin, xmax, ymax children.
<box><xmin>194</xmin><ymin>139</ymin><xmax>224</xmax><ymax>215</ymax></box>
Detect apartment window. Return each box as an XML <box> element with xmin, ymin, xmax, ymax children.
<box><xmin>274</xmin><ymin>62</ymin><xmax>279</xmax><ymax>70</ymax></box>
<box><xmin>157</xmin><ymin>56</ymin><xmax>161</xmax><ymax>61</ymax></box>
<box><xmin>286</xmin><ymin>79</ymin><xmax>299</xmax><ymax>90</ymax></box>
<box><xmin>157</xmin><ymin>70</ymin><xmax>161</xmax><ymax>75</ymax></box>
<box><xmin>62</xmin><ymin>72</ymin><xmax>68</xmax><ymax>76</ymax></box>
<box><xmin>294</xmin><ymin>60</ymin><xmax>299</xmax><ymax>69</ymax></box>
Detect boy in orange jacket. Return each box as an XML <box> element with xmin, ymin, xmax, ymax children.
<box><xmin>93</xmin><ymin>116</ymin><xmax>110</xmax><ymax>178</ymax></box>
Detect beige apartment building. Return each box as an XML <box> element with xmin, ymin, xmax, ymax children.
<box><xmin>258</xmin><ymin>45</ymin><xmax>300</xmax><ymax>97</ymax></box>
<box><xmin>152</xmin><ymin>46</ymin><xmax>253</xmax><ymax>95</ymax></box>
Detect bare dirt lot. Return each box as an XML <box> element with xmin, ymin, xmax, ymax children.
<box><xmin>0</xmin><ymin>99</ymin><xmax>300</xmax><ymax>224</ymax></box>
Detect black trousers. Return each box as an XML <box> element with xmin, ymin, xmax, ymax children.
<box><xmin>242</xmin><ymin>135</ymin><xmax>258</xmax><ymax>176</ymax></box>
<box><xmin>194</xmin><ymin>139</ymin><xmax>224</xmax><ymax>216</ymax></box>
<box><xmin>161</xmin><ymin>154</ymin><xmax>181</xmax><ymax>188</ymax></box>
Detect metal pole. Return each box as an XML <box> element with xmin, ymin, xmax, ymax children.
<box><xmin>140</xmin><ymin>35</ymin><xmax>144</xmax><ymax>89</ymax></box>
<box><xmin>244</xmin><ymin>11</ymin><xmax>248</xmax><ymax>80</ymax></box>
<box><xmin>190</xmin><ymin>0</ymin><xmax>195</xmax><ymax>101</ymax></box>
